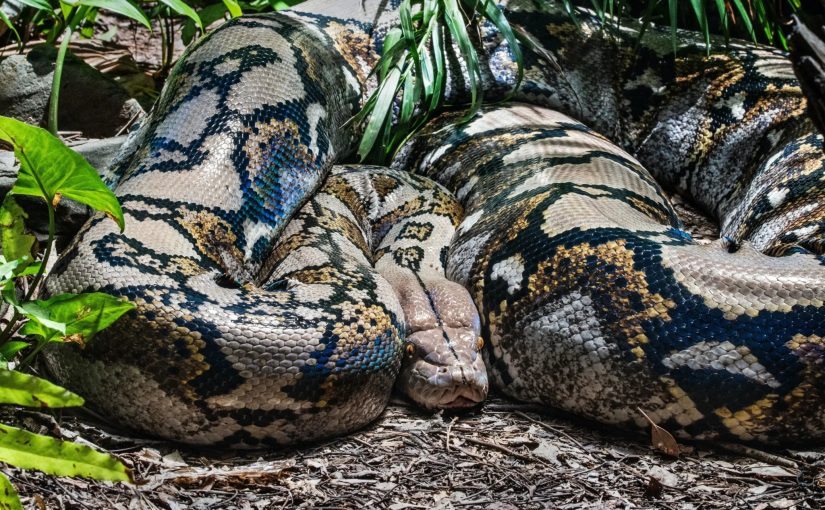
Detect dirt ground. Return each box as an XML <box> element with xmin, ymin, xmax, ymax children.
<box><xmin>4</xmin><ymin>395</ymin><xmax>824</xmax><ymax>509</ymax></box>
<box><xmin>1</xmin><ymin>13</ymin><xmax>824</xmax><ymax>510</ymax></box>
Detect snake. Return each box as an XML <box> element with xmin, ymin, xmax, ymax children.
<box><xmin>41</xmin><ymin>0</ymin><xmax>825</xmax><ymax>446</ymax></box>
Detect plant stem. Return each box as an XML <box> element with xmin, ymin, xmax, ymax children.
<box><xmin>47</xmin><ymin>26</ymin><xmax>73</xmax><ymax>136</ymax></box>
<box><xmin>0</xmin><ymin>310</ymin><xmax>21</xmax><ymax>345</ymax></box>
<box><xmin>20</xmin><ymin>338</ymin><xmax>48</xmax><ymax>368</ymax></box>
<box><xmin>24</xmin><ymin>202</ymin><xmax>54</xmax><ymax>304</ymax></box>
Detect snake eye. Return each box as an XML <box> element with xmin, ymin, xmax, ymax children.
<box><xmin>476</xmin><ymin>337</ymin><xmax>484</xmax><ymax>351</ymax></box>
<box><xmin>405</xmin><ymin>343</ymin><xmax>416</xmax><ymax>355</ymax></box>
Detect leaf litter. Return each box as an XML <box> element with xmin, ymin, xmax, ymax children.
<box><xmin>0</xmin><ymin>395</ymin><xmax>822</xmax><ymax>509</ymax></box>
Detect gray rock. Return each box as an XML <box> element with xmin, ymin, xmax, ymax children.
<box><xmin>0</xmin><ymin>136</ymin><xmax>126</xmax><ymax>248</ymax></box>
<box><xmin>0</xmin><ymin>44</ymin><xmax>144</xmax><ymax>138</ymax></box>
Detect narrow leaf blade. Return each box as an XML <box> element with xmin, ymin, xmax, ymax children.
<box><xmin>0</xmin><ymin>369</ymin><xmax>84</xmax><ymax>408</ymax></box>
<box><xmin>0</xmin><ymin>424</ymin><xmax>132</xmax><ymax>481</ymax></box>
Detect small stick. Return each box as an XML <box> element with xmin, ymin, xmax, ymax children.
<box><xmin>714</xmin><ymin>442</ymin><xmax>800</xmax><ymax>469</ymax></box>
<box><xmin>463</xmin><ymin>436</ymin><xmax>544</xmax><ymax>465</ymax></box>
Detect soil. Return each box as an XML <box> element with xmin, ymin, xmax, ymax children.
<box><xmin>2</xmin><ymin>14</ymin><xmax>823</xmax><ymax>510</ymax></box>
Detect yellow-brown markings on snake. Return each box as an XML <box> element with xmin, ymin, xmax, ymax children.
<box><xmin>328</xmin><ymin>21</ymin><xmax>378</xmax><ymax>93</ymax></box>
<box><xmin>430</xmin><ymin>190</ymin><xmax>463</xmax><ymax>226</ymax></box>
<box><xmin>626</xmin><ymin>196</ymin><xmax>672</xmax><ymax>225</ymax></box>
<box><xmin>316</xmin><ymin>208</ymin><xmax>371</xmax><ymax>256</ymax></box>
<box><xmin>520</xmin><ymin>240</ymin><xmax>675</xmax><ymax>356</ymax></box>
<box><xmin>332</xmin><ymin>302</ymin><xmax>399</xmax><ymax>353</ymax></box>
<box><xmin>171</xmin><ymin>256</ymin><xmax>208</xmax><ymax>277</ymax></box>
<box><xmin>326</xmin><ymin>174</ymin><xmax>370</xmax><ymax>223</ymax></box>
<box><xmin>374</xmin><ymin>196</ymin><xmax>427</xmax><ymax>234</ymax></box>
<box><xmin>372</xmin><ymin>173</ymin><xmax>402</xmax><ymax>201</ymax></box>
<box><xmin>398</xmin><ymin>223</ymin><xmax>434</xmax><ymax>242</ymax></box>
<box><xmin>706</xmin><ymin>334</ymin><xmax>825</xmax><ymax>439</ymax></box>
<box><xmin>179</xmin><ymin>210</ymin><xmax>245</xmax><ymax>270</ymax></box>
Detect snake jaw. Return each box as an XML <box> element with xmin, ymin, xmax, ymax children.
<box><xmin>396</xmin><ymin>327</ymin><xmax>489</xmax><ymax>410</ymax></box>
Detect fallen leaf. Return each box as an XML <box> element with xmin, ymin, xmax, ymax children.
<box><xmin>638</xmin><ymin>408</ymin><xmax>680</xmax><ymax>457</ymax></box>
<box><xmin>647</xmin><ymin>465</ymin><xmax>680</xmax><ymax>488</ymax></box>
<box><xmin>745</xmin><ymin>464</ymin><xmax>799</xmax><ymax>479</ymax></box>
<box><xmin>532</xmin><ymin>441</ymin><xmax>562</xmax><ymax>465</ymax></box>
<box><xmin>643</xmin><ymin>476</ymin><xmax>663</xmax><ymax>499</ymax></box>
<box><xmin>769</xmin><ymin>498</ymin><xmax>798</xmax><ymax>509</ymax></box>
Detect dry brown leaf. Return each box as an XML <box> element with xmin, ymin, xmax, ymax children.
<box><xmin>643</xmin><ymin>476</ymin><xmax>664</xmax><ymax>499</ymax></box>
<box><xmin>638</xmin><ymin>408</ymin><xmax>680</xmax><ymax>458</ymax></box>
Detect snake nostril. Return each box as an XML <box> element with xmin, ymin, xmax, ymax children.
<box><xmin>214</xmin><ymin>273</ymin><xmax>241</xmax><ymax>289</ymax></box>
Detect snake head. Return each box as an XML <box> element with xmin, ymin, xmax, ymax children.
<box><xmin>396</xmin><ymin>326</ymin><xmax>489</xmax><ymax>410</ymax></box>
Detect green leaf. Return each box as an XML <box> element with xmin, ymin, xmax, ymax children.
<box><xmin>222</xmin><ymin>0</ymin><xmax>242</xmax><ymax>18</ymax></box>
<box><xmin>0</xmin><ymin>369</ymin><xmax>83</xmax><ymax>408</ymax></box>
<box><xmin>444</xmin><ymin>0</ymin><xmax>482</xmax><ymax>119</ymax></box>
<box><xmin>14</xmin><ymin>0</ymin><xmax>52</xmax><ymax>12</ymax></box>
<box><xmin>0</xmin><ymin>472</ymin><xmax>21</xmax><ymax>510</ymax></box>
<box><xmin>0</xmin><ymin>116</ymin><xmax>125</xmax><ymax>231</ymax></box>
<box><xmin>730</xmin><ymin>0</ymin><xmax>756</xmax><ymax>42</ymax></box>
<box><xmin>159</xmin><ymin>0</ymin><xmax>203</xmax><ymax>31</ymax></box>
<box><xmin>181</xmin><ymin>2</ymin><xmax>227</xmax><ymax>44</ymax></box>
<box><xmin>0</xmin><ymin>9</ymin><xmax>20</xmax><ymax>43</ymax></box>
<box><xmin>18</xmin><ymin>301</ymin><xmax>67</xmax><ymax>340</ymax></box>
<box><xmin>0</xmin><ymin>257</ymin><xmax>38</xmax><ymax>293</ymax></box>
<box><xmin>476</xmin><ymin>0</ymin><xmax>524</xmax><ymax>92</ymax></box>
<box><xmin>357</xmin><ymin>66</ymin><xmax>402</xmax><ymax>161</ymax></box>
<box><xmin>668</xmin><ymin>0</ymin><xmax>678</xmax><ymax>53</ymax></box>
<box><xmin>0</xmin><ymin>198</ymin><xmax>35</xmax><ymax>263</ymax></box>
<box><xmin>0</xmin><ymin>423</ymin><xmax>132</xmax><ymax>482</ymax></box>
<box><xmin>0</xmin><ymin>342</ymin><xmax>30</xmax><ymax>362</ymax></box>
<box><xmin>269</xmin><ymin>0</ymin><xmax>304</xmax><ymax>10</ymax></box>
<box><xmin>19</xmin><ymin>293</ymin><xmax>134</xmax><ymax>345</ymax></box>
<box><xmin>688</xmin><ymin>0</ymin><xmax>709</xmax><ymax>50</ymax></box>
<box><xmin>69</xmin><ymin>0</ymin><xmax>150</xmax><ymax>29</ymax></box>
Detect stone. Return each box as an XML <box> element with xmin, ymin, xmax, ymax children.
<box><xmin>0</xmin><ymin>44</ymin><xmax>143</xmax><ymax>138</ymax></box>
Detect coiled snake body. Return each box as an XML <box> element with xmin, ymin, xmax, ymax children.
<box><xmin>44</xmin><ymin>0</ymin><xmax>825</xmax><ymax>445</ymax></box>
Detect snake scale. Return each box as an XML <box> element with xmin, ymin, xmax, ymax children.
<box><xmin>42</xmin><ymin>0</ymin><xmax>825</xmax><ymax>446</ymax></box>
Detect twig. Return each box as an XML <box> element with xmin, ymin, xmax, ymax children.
<box><xmin>463</xmin><ymin>436</ymin><xmax>541</xmax><ymax>465</ymax></box>
<box><xmin>714</xmin><ymin>442</ymin><xmax>801</xmax><ymax>469</ymax></box>
<box><xmin>514</xmin><ymin>411</ymin><xmax>591</xmax><ymax>453</ymax></box>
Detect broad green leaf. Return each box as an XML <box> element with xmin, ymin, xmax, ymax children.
<box><xmin>0</xmin><ymin>198</ymin><xmax>35</xmax><ymax>263</ymax></box>
<box><xmin>14</xmin><ymin>0</ymin><xmax>52</xmax><ymax>12</ymax></box>
<box><xmin>0</xmin><ymin>369</ymin><xmax>83</xmax><ymax>408</ymax></box>
<box><xmin>18</xmin><ymin>300</ymin><xmax>67</xmax><ymax>341</ymax></box>
<box><xmin>159</xmin><ymin>0</ymin><xmax>202</xmax><ymax>31</ymax></box>
<box><xmin>222</xmin><ymin>0</ymin><xmax>242</xmax><ymax>18</ymax></box>
<box><xmin>19</xmin><ymin>292</ymin><xmax>134</xmax><ymax>345</ymax></box>
<box><xmin>0</xmin><ymin>423</ymin><xmax>132</xmax><ymax>482</ymax></box>
<box><xmin>69</xmin><ymin>0</ymin><xmax>150</xmax><ymax>29</ymax></box>
<box><xmin>0</xmin><ymin>342</ymin><xmax>29</xmax><ymax>362</ymax></box>
<box><xmin>0</xmin><ymin>116</ymin><xmax>124</xmax><ymax>231</ymax></box>
<box><xmin>0</xmin><ymin>472</ymin><xmax>21</xmax><ymax>510</ymax></box>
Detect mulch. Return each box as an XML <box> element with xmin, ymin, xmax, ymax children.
<box><xmin>4</xmin><ymin>395</ymin><xmax>824</xmax><ymax>509</ymax></box>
